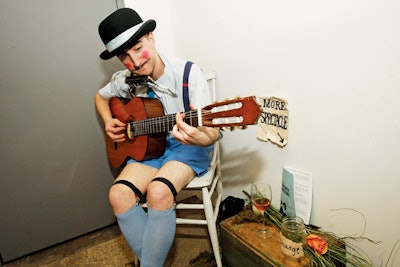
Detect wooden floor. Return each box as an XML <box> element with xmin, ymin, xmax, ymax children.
<box><xmin>3</xmin><ymin>194</ymin><xmax>214</xmax><ymax>267</ymax></box>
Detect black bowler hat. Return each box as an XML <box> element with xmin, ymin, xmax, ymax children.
<box><xmin>98</xmin><ymin>8</ymin><xmax>156</xmax><ymax>60</ymax></box>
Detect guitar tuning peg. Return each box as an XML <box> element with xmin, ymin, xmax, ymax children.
<box><xmin>229</xmin><ymin>126</ymin><xmax>235</xmax><ymax>131</ymax></box>
<box><xmin>235</xmin><ymin>96</ymin><xmax>242</xmax><ymax>99</ymax></box>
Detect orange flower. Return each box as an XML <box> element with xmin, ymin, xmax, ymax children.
<box><xmin>307</xmin><ymin>234</ymin><xmax>328</xmax><ymax>255</ymax></box>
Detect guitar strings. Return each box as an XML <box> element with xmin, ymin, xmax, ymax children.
<box><xmin>128</xmin><ymin>109</ymin><xmax>213</xmax><ymax>136</ymax></box>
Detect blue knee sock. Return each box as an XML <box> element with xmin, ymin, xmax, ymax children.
<box><xmin>115</xmin><ymin>205</ymin><xmax>148</xmax><ymax>261</ymax></box>
<box><xmin>140</xmin><ymin>206</ymin><xmax>176</xmax><ymax>267</ymax></box>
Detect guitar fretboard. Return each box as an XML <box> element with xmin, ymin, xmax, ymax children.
<box><xmin>128</xmin><ymin>110</ymin><xmax>200</xmax><ymax>136</ymax></box>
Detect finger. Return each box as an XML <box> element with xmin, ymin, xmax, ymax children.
<box><xmin>175</xmin><ymin>111</ymin><xmax>186</xmax><ymax>123</ymax></box>
<box><xmin>113</xmin><ymin>126</ymin><xmax>127</xmax><ymax>132</ymax></box>
<box><xmin>105</xmin><ymin>126</ymin><xmax>125</xmax><ymax>135</ymax></box>
<box><xmin>114</xmin><ymin>119</ymin><xmax>126</xmax><ymax>127</ymax></box>
<box><xmin>107</xmin><ymin>132</ymin><xmax>126</xmax><ymax>142</ymax></box>
<box><xmin>107</xmin><ymin>118</ymin><xmax>126</xmax><ymax>128</ymax></box>
<box><xmin>171</xmin><ymin>125</ymin><xmax>181</xmax><ymax>141</ymax></box>
<box><xmin>172</xmin><ymin>124</ymin><xmax>188</xmax><ymax>144</ymax></box>
<box><xmin>175</xmin><ymin>113</ymin><xmax>190</xmax><ymax>133</ymax></box>
<box><xmin>175</xmin><ymin>112</ymin><xmax>181</xmax><ymax>123</ymax></box>
<box><xmin>189</xmin><ymin>103</ymin><xmax>197</xmax><ymax>110</ymax></box>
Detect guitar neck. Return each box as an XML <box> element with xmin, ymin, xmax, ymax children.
<box><xmin>122</xmin><ymin>96</ymin><xmax>261</xmax><ymax>139</ymax></box>
<box><xmin>128</xmin><ymin>110</ymin><xmax>200</xmax><ymax>137</ymax></box>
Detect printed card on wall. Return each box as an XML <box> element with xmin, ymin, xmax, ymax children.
<box><xmin>280</xmin><ymin>167</ymin><xmax>313</xmax><ymax>224</ymax></box>
<box><xmin>257</xmin><ymin>96</ymin><xmax>289</xmax><ymax>147</ymax></box>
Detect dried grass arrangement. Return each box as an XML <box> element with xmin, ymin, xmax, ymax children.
<box><xmin>236</xmin><ymin>191</ymin><xmax>380</xmax><ymax>267</ymax></box>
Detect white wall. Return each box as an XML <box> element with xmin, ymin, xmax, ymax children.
<box><xmin>126</xmin><ymin>0</ymin><xmax>400</xmax><ymax>265</ymax></box>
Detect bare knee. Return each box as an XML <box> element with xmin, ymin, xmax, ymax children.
<box><xmin>109</xmin><ymin>184</ymin><xmax>137</xmax><ymax>214</ymax></box>
<box><xmin>147</xmin><ymin>182</ymin><xmax>175</xmax><ymax>210</ymax></box>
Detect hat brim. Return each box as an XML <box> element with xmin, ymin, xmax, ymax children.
<box><xmin>100</xmin><ymin>19</ymin><xmax>156</xmax><ymax>60</ymax></box>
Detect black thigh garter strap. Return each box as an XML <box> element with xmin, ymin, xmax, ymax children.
<box><xmin>152</xmin><ymin>177</ymin><xmax>178</xmax><ymax>197</ymax></box>
<box><xmin>113</xmin><ymin>180</ymin><xmax>143</xmax><ymax>198</ymax></box>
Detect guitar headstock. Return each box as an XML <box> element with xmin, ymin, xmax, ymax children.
<box><xmin>201</xmin><ymin>96</ymin><xmax>261</xmax><ymax>129</ymax></box>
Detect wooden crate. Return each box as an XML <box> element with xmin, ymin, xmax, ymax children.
<box><xmin>220</xmin><ymin>215</ymin><xmax>345</xmax><ymax>267</ymax></box>
<box><xmin>220</xmin><ymin>216</ymin><xmax>309</xmax><ymax>267</ymax></box>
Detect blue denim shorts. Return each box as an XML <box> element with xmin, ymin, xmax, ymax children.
<box><xmin>127</xmin><ymin>136</ymin><xmax>213</xmax><ymax>177</ymax></box>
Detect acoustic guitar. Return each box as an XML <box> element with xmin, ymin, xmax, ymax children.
<box><xmin>106</xmin><ymin>96</ymin><xmax>261</xmax><ymax>168</ymax></box>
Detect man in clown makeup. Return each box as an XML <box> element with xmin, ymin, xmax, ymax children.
<box><xmin>95</xmin><ymin>8</ymin><xmax>220</xmax><ymax>267</ymax></box>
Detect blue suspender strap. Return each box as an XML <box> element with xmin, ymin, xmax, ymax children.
<box><xmin>182</xmin><ymin>61</ymin><xmax>193</xmax><ymax>112</ymax></box>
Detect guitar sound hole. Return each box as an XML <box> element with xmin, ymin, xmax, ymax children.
<box><xmin>127</xmin><ymin>121</ymin><xmax>135</xmax><ymax>140</ymax></box>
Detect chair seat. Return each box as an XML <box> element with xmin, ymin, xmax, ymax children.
<box><xmin>185</xmin><ymin>164</ymin><xmax>216</xmax><ymax>188</ymax></box>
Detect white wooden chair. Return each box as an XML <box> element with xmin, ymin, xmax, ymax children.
<box><xmin>175</xmin><ymin>71</ymin><xmax>223</xmax><ymax>267</ymax></box>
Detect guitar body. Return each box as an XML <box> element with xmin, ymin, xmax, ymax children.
<box><xmin>106</xmin><ymin>97</ymin><xmax>166</xmax><ymax>168</ymax></box>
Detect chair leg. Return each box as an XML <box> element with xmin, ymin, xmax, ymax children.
<box><xmin>202</xmin><ymin>187</ymin><xmax>223</xmax><ymax>267</ymax></box>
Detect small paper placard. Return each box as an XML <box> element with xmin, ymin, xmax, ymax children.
<box><xmin>280</xmin><ymin>167</ymin><xmax>313</xmax><ymax>224</ymax></box>
<box><xmin>257</xmin><ymin>96</ymin><xmax>288</xmax><ymax>147</ymax></box>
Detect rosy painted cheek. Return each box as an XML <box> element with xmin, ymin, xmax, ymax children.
<box><xmin>124</xmin><ymin>62</ymin><xmax>133</xmax><ymax>69</ymax></box>
<box><xmin>141</xmin><ymin>50</ymin><xmax>150</xmax><ymax>60</ymax></box>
